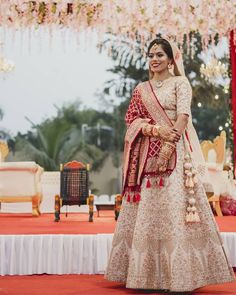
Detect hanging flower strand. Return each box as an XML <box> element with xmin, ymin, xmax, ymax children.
<box><xmin>0</xmin><ymin>1</ymin><xmax>235</xmax><ymax>49</ymax></box>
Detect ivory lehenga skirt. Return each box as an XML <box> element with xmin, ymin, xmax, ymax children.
<box><xmin>105</xmin><ymin>139</ymin><xmax>235</xmax><ymax>292</ymax></box>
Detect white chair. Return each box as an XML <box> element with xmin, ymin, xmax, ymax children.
<box><xmin>0</xmin><ymin>161</ymin><xmax>44</xmax><ymax>216</ymax></box>
<box><xmin>201</xmin><ymin>131</ymin><xmax>229</xmax><ymax>216</ymax></box>
<box><xmin>110</xmin><ymin>194</ymin><xmax>116</xmax><ymax>204</ymax></box>
<box><xmin>95</xmin><ymin>194</ymin><xmax>110</xmax><ymax>204</ymax></box>
<box><xmin>94</xmin><ymin>194</ymin><xmax>113</xmax><ymax>217</ymax></box>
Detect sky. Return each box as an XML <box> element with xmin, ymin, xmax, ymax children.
<box><xmin>0</xmin><ymin>28</ymin><xmax>114</xmax><ymax>136</ymax></box>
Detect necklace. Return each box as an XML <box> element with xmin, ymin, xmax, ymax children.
<box><xmin>152</xmin><ymin>76</ymin><xmax>173</xmax><ymax>88</ymax></box>
<box><xmin>153</xmin><ymin>80</ymin><xmax>163</xmax><ymax>88</ymax></box>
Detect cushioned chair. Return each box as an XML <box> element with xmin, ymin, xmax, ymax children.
<box><xmin>0</xmin><ymin>161</ymin><xmax>44</xmax><ymax>216</ymax></box>
<box><xmin>94</xmin><ymin>194</ymin><xmax>122</xmax><ymax>220</ymax></box>
<box><xmin>201</xmin><ymin>131</ymin><xmax>228</xmax><ymax>216</ymax></box>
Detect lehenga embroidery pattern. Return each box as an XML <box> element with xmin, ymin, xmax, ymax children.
<box><xmin>105</xmin><ymin>76</ymin><xmax>235</xmax><ymax>291</ymax></box>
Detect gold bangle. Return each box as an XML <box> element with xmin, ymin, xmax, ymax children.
<box><xmin>165</xmin><ymin>142</ymin><xmax>176</xmax><ymax>148</ymax></box>
<box><xmin>142</xmin><ymin>124</ymin><xmax>148</xmax><ymax>136</ymax></box>
<box><xmin>159</xmin><ymin>153</ymin><xmax>169</xmax><ymax>160</ymax></box>
<box><xmin>152</xmin><ymin>125</ymin><xmax>161</xmax><ymax>137</ymax></box>
<box><xmin>159</xmin><ymin>142</ymin><xmax>176</xmax><ymax>160</ymax></box>
<box><xmin>142</xmin><ymin>124</ymin><xmax>153</xmax><ymax>136</ymax></box>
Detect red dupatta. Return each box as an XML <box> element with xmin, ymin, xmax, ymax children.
<box><xmin>122</xmin><ymin>81</ymin><xmax>177</xmax><ymax>202</ymax></box>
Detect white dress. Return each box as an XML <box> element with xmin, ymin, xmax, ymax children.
<box><xmin>105</xmin><ymin>76</ymin><xmax>235</xmax><ymax>292</ymax></box>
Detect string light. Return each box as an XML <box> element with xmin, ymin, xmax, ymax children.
<box><xmin>225</xmin><ymin>123</ymin><xmax>229</xmax><ymax>127</ymax></box>
<box><xmin>218</xmin><ymin>126</ymin><xmax>223</xmax><ymax>131</ymax></box>
<box><xmin>214</xmin><ymin>94</ymin><xmax>219</xmax><ymax>100</ymax></box>
<box><xmin>197</xmin><ymin>102</ymin><xmax>202</xmax><ymax>107</ymax></box>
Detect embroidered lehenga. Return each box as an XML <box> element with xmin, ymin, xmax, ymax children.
<box><xmin>105</xmin><ymin>75</ymin><xmax>235</xmax><ymax>292</ymax></box>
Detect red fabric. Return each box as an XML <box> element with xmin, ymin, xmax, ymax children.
<box><xmin>230</xmin><ymin>30</ymin><xmax>236</xmax><ymax>173</ymax></box>
<box><xmin>0</xmin><ymin>273</ymin><xmax>235</xmax><ymax>295</ymax></box>
<box><xmin>159</xmin><ymin>176</ymin><xmax>164</xmax><ymax>187</ymax></box>
<box><xmin>0</xmin><ymin>213</ymin><xmax>235</xmax><ymax>234</ymax></box>
<box><xmin>146</xmin><ymin>178</ymin><xmax>151</xmax><ymax>188</ymax></box>
<box><xmin>0</xmin><ymin>213</ymin><xmax>116</xmax><ymax>235</ymax></box>
<box><xmin>123</xmin><ymin>85</ymin><xmax>176</xmax><ymax>203</ymax></box>
<box><xmin>220</xmin><ymin>196</ymin><xmax>236</xmax><ymax>216</ymax></box>
<box><xmin>125</xmin><ymin>88</ymin><xmax>151</xmax><ymax>127</ymax></box>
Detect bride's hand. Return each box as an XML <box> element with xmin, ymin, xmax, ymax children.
<box><xmin>158</xmin><ymin>126</ymin><xmax>180</xmax><ymax>143</ymax></box>
<box><xmin>156</xmin><ymin>156</ymin><xmax>168</xmax><ymax>172</ymax></box>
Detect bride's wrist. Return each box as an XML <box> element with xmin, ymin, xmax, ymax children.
<box><xmin>142</xmin><ymin>123</ymin><xmax>153</xmax><ymax>136</ymax></box>
<box><xmin>152</xmin><ymin>125</ymin><xmax>161</xmax><ymax>137</ymax></box>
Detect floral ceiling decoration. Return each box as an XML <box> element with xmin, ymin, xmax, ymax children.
<box><xmin>0</xmin><ymin>0</ymin><xmax>235</xmax><ymax>49</ymax></box>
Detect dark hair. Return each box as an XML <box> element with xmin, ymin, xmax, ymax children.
<box><xmin>147</xmin><ymin>38</ymin><xmax>173</xmax><ymax>60</ymax></box>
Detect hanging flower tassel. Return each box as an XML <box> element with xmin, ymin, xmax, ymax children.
<box><xmin>184</xmin><ymin>153</ymin><xmax>200</xmax><ymax>223</ymax></box>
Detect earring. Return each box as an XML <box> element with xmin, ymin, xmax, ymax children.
<box><xmin>168</xmin><ymin>63</ymin><xmax>172</xmax><ymax>69</ymax></box>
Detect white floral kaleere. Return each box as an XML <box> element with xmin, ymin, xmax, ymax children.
<box><xmin>183</xmin><ymin>135</ymin><xmax>200</xmax><ymax>223</ymax></box>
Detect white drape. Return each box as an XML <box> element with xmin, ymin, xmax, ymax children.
<box><xmin>0</xmin><ymin>234</ymin><xmax>113</xmax><ymax>276</ymax></box>
<box><xmin>220</xmin><ymin>232</ymin><xmax>236</xmax><ymax>268</ymax></box>
<box><xmin>0</xmin><ymin>232</ymin><xmax>235</xmax><ymax>276</ymax></box>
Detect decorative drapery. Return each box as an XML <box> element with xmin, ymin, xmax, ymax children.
<box><xmin>0</xmin><ymin>1</ymin><xmax>235</xmax><ymax>48</ymax></box>
<box><xmin>230</xmin><ymin>30</ymin><xmax>236</xmax><ymax>173</ymax></box>
<box><xmin>0</xmin><ymin>234</ymin><xmax>113</xmax><ymax>275</ymax></box>
<box><xmin>0</xmin><ymin>233</ymin><xmax>235</xmax><ymax>275</ymax></box>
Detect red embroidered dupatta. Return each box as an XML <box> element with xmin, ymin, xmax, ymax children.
<box><xmin>122</xmin><ymin>81</ymin><xmax>177</xmax><ymax>202</ymax></box>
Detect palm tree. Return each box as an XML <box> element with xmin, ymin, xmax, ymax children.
<box><xmin>14</xmin><ymin>102</ymin><xmax>111</xmax><ymax>171</ymax></box>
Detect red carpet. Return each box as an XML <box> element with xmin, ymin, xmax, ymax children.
<box><xmin>0</xmin><ymin>274</ymin><xmax>235</xmax><ymax>295</ymax></box>
<box><xmin>0</xmin><ymin>213</ymin><xmax>235</xmax><ymax>235</ymax></box>
<box><xmin>0</xmin><ymin>212</ymin><xmax>116</xmax><ymax>234</ymax></box>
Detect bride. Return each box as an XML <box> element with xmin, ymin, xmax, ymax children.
<box><xmin>105</xmin><ymin>37</ymin><xmax>235</xmax><ymax>292</ymax></box>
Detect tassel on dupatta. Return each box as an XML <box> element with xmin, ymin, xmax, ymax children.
<box><xmin>159</xmin><ymin>176</ymin><xmax>164</xmax><ymax>187</ymax></box>
<box><xmin>146</xmin><ymin>178</ymin><xmax>151</xmax><ymax>188</ymax></box>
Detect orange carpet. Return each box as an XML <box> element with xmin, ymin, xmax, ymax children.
<box><xmin>0</xmin><ymin>212</ymin><xmax>116</xmax><ymax>234</ymax></box>
<box><xmin>0</xmin><ymin>213</ymin><xmax>235</xmax><ymax>235</ymax></box>
<box><xmin>0</xmin><ymin>274</ymin><xmax>235</xmax><ymax>295</ymax></box>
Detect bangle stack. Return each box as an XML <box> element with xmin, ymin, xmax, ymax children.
<box><xmin>142</xmin><ymin>124</ymin><xmax>162</xmax><ymax>138</ymax></box>
<box><xmin>159</xmin><ymin>142</ymin><xmax>176</xmax><ymax>160</ymax></box>
<box><xmin>152</xmin><ymin>125</ymin><xmax>161</xmax><ymax>137</ymax></box>
<box><xmin>142</xmin><ymin>124</ymin><xmax>153</xmax><ymax>136</ymax></box>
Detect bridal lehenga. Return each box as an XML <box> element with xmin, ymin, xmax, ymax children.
<box><xmin>105</xmin><ymin>71</ymin><xmax>235</xmax><ymax>291</ymax></box>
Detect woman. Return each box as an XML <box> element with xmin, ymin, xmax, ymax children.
<box><xmin>105</xmin><ymin>38</ymin><xmax>235</xmax><ymax>292</ymax></box>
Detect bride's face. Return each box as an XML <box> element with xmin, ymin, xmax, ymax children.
<box><xmin>148</xmin><ymin>44</ymin><xmax>170</xmax><ymax>74</ymax></box>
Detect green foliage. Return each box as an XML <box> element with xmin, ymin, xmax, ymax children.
<box><xmin>181</xmin><ymin>34</ymin><xmax>231</xmax><ymax>143</ymax></box>
<box><xmin>14</xmin><ymin>101</ymin><xmax>112</xmax><ymax>171</ymax></box>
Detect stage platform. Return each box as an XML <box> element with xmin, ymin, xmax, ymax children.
<box><xmin>0</xmin><ymin>212</ymin><xmax>235</xmax><ymax>276</ymax></box>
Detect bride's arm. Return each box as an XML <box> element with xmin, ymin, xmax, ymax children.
<box><xmin>172</xmin><ymin>77</ymin><xmax>192</xmax><ymax>137</ymax></box>
<box><xmin>172</xmin><ymin>113</ymin><xmax>189</xmax><ymax>136</ymax></box>
<box><xmin>157</xmin><ymin>77</ymin><xmax>192</xmax><ymax>172</ymax></box>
